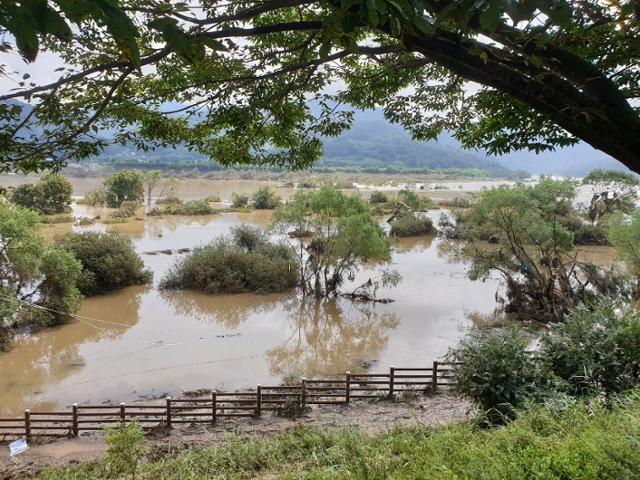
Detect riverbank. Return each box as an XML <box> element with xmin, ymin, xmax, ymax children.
<box><xmin>6</xmin><ymin>392</ymin><xmax>640</xmax><ymax>479</ymax></box>
<box><xmin>0</xmin><ymin>393</ymin><xmax>471</xmax><ymax>478</ymax></box>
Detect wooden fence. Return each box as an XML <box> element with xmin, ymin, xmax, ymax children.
<box><xmin>0</xmin><ymin>362</ymin><xmax>455</xmax><ymax>441</ymax></box>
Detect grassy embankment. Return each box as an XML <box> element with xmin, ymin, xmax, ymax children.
<box><xmin>33</xmin><ymin>393</ymin><xmax>640</xmax><ymax>480</ymax></box>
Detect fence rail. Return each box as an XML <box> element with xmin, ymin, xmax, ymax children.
<box><xmin>0</xmin><ymin>362</ymin><xmax>456</xmax><ymax>441</ymax></box>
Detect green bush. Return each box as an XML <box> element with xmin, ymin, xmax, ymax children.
<box><xmin>252</xmin><ymin>186</ymin><xmax>281</xmax><ymax>209</ymax></box>
<box><xmin>231</xmin><ymin>192</ymin><xmax>249</xmax><ymax>208</ymax></box>
<box><xmin>11</xmin><ymin>173</ymin><xmax>73</xmax><ymax>215</ymax></box>
<box><xmin>156</xmin><ymin>196</ymin><xmax>183</xmax><ymax>205</ymax></box>
<box><xmin>541</xmin><ymin>302</ymin><xmax>640</xmax><ymax>396</ymax></box>
<box><xmin>159</xmin><ymin>225</ymin><xmax>298</xmax><ymax>294</ymax></box>
<box><xmin>103</xmin><ymin>420</ymin><xmax>146</xmax><ymax>480</ymax></box>
<box><xmin>58</xmin><ymin>231</ymin><xmax>152</xmax><ymax>295</ymax></box>
<box><xmin>390</xmin><ymin>212</ymin><xmax>436</xmax><ymax>237</ymax></box>
<box><xmin>368</xmin><ymin>191</ymin><xmax>389</xmax><ymax>204</ymax></box>
<box><xmin>447</xmin><ymin>327</ymin><xmax>548</xmax><ymax>423</ymax></box>
<box><xmin>78</xmin><ymin>188</ymin><xmax>107</xmax><ymax>207</ymax></box>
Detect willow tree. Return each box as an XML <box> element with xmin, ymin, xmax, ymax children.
<box><xmin>1</xmin><ymin>1</ymin><xmax>640</xmax><ymax>173</ymax></box>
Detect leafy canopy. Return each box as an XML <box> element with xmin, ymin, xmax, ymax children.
<box><xmin>1</xmin><ymin>1</ymin><xmax>640</xmax><ymax>173</ymax></box>
<box><xmin>10</xmin><ymin>173</ymin><xmax>73</xmax><ymax>215</ymax></box>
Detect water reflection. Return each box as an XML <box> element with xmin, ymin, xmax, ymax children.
<box><xmin>267</xmin><ymin>297</ymin><xmax>399</xmax><ymax>380</ymax></box>
<box><xmin>0</xmin><ymin>286</ymin><xmax>146</xmax><ymax>415</ymax></box>
<box><xmin>161</xmin><ymin>290</ymin><xmax>291</xmax><ymax>328</ymax></box>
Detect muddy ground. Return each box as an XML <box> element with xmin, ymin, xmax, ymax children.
<box><xmin>0</xmin><ymin>393</ymin><xmax>472</xmax><ymax>479</ymax></box>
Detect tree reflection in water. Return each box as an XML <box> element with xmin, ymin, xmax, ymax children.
<box><xmin>267</xmin><ymin>297</ymin><xmax>399</xmax><ymax>381</ymax></box>
<box><xmin>161</xmin><ymin>290</ymin><xmax>291</xmax><ymax>329</ymax></box>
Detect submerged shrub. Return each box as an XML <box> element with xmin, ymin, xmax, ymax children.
<box><xmin>110</xmin><ymin>200</ymin><xmax>140</xmax><ymax>219</ymax></box>
<box><xmin>147</xmin><ymin>199</ymin><xmax>214</xmax><ymax>216</ymax></box>
<box><xmin>58</xmin><ymin>232</ymin><xmax>152</xmax><ymax>295</ymax></box>
<box><xmin>231</xmin><ymin>192</ymin><xmax>250</xmax><ymax>208</ymax></box>
<box><xmin>390</xmin><ymin>212</ymin><xmax>436</xmax><ymax>237</ymax></box>
<box><xmin>252</xmin><ymin>186</ymin><xmax>281</xmax><ymax>209</ymax></box>
<box><xmin>159</xmin><ymin>225</ymin><xmax>298</xmax><ymax>294</ymax></box>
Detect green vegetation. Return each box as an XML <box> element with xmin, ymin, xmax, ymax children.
<box><xmin>368</xmin><ymin>191</ymin><xmax>389</xmax><ymax>204</ymax></box>
<box><xmin>78</xmin><ymin>188</ymin><xmax>107</xmax><ymax>207</ymax></box>
<box><xmin>231</xmin><ymin>192</ymin><xmax>249</xmax><ymax>209</ymax></box>
<box><xmin>159</xmin><ymin>225</ymin><xmax>298</xmax><ymax>294</ymax></box>
<box><xmin>0</xmin><ymin>202</ymin><xmax>82</xmax><ymax>350</ymax></box>
<box><xmin>32</xmin><ymin>392</ymin><xmax>640</xmax><ymax>480</ymax></box>
<box><xmin>252</xmin><ymin>186</ymin><xmax>281</xmax><ymax>209</ymax></box>
<box><xmin>10</xmin><ymin>174</ymin><xmax>72</xmax><ymax>215</ymax></box>
<box><xmin>104</xmin><ymin>169</ymin><xmax>145</xmax><ymax>208</ymax></box>
<box><xmin>5</xmin><ymin>2</ymin><xmax>640</xmax><ymax>176</ymax></box>
<box><xmin>103</xmin><ymin>420</ymin><xmax>146</xmax><ymax>480</ymax></box>
<box><xmin>443</xmin><ymin>179</ymin><xmax>626</xmax><ymax>322</ymax></box>
<box><xmin>390</xmin><ymin>212</ymin><xmax>436</xmax><ymax>237</ymax></box>
<box><xmin>148</xmin><ymin>199</ymin><xmax>214</xmax><ymax>216</ymax></box>
<box><xmin>110</xmin><ymin>200</ymin><xmax>141</xmax><ymax>219</ymax></box>
<box><xmin>397</xmin><ymin>189</ymin><xmax>435</xmax><ymax>210</ymax></box>
<box><xmin>57</xmin><ymin>232</ymin><xmax>152</xmax><ymax>296</ymax></box>
<box><xmin>272</xmin><ymin>186</ymin><xmax>391</xmax><ymax>297</ymax></box>
<box><xmin>449</xmin><ymin>303</ymin><xmax>640</xmax><ymax>422</ymax></box>
<box><xmin>607</xmin><ymin>209</ymin><xmax>640</xmax><ymax>296</ymax></box>
<box><xmin>582</xmin><ymin>169</ymin><xmax>639</xmax><ymax>224</ymax></box>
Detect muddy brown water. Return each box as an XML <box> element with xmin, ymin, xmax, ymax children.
<box><xmin>0</xmin><ymin>177</ymin><xmax>617</xmax><ymax>416</ymax></box>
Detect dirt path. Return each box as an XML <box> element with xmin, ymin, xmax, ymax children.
<box><xmin>0</xmin><ymin>393</ymin><xmax>472</xmax><ymax>479</ymax></box>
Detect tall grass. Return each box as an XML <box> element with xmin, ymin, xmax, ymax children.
<box><xmin>35</xmin><ymin>392</ymin><xmax>640</xmax><ymax>480</ymax></box>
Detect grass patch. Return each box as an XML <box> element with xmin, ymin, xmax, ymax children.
<box><xmin>32</xmin><ymin>392</ymin><xmax>640</xmax><ymax>479</ymax></box>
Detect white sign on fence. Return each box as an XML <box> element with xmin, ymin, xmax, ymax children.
<box><xmin>9</xmin><ymin>438</ymin><xmax>29</xmax><ymax>456</ymax></box>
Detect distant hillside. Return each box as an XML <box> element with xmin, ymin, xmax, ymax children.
<box><xmin>6</xmin><ymin>100</ymin><xmax>627</xmax><ymax>177</ymax></box>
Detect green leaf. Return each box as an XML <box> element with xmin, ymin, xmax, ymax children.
<box><xmin>366</xmin><ymin>0</ymin><xmax>381</xmax><ymax>25</ymax></box>
<box><xmin>413</xmin><ymin>16</ymin><xmax>433</xmax><ymax>34</ymax></box>
<box><xmin>319</xmin><ymin>41</ymin><xmax>332</xmax><ymax>58</ymax></box>
<box><xmin>201</xmin><ymin>37</ymin><xmax>227</xmax><ymax>52</ymax></box>
<box><xmin>390</xmin><ymin>16</ymin><xmax>402</xmax><ymax>36</ymax></box>
<box><xmin>479</xmin><ymin>1</ymin><xmax>503</xmax><ymax>32</ymax></box>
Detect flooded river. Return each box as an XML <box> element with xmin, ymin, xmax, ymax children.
<box><xmin>0</xmin><ymin>177</ymin><xmax>616</xmax><ymax>415</ymax></box>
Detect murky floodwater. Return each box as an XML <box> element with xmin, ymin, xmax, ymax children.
<box><xmin>0</xmin><ymin>177</ymin><xmax>618</xmax><ymax>416</ymax></box>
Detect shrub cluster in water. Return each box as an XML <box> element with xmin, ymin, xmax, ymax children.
<box><xmin>57</xmin><ymin>231</ymin><xmax>152</xmax><ymax>295</ymax></box>
<box><xmin>389</xmin><ymin>212</ymin><xmax>436</xmax><ymax>237</ymax></box>
<box><xmin>159</xmin><ymin>225</ymin><xmax>298</xmax><ymax>294</ymax></box>
<box><xmin>148</xmin><ymin>199</ymin><xmax>214</xmax><ymax>216</ymax></box>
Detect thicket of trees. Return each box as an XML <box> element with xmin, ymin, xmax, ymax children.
<box><xmin>440</xmin><ymin>178</ymin><xmax>633</xmax><ymax>322</ymax></box>
<box><xmin>10</xmin><ymin>174</ymin><xmax>73</xmax><ymax>215</ymax></box>
<box><xmin>252</xmin><ymin>187</ymin><xmax>281</xmax><ymax>210</ymax></box>
<box><xmin>0</xmin><ymin>202</ymin><xmax>82</xmax><ymax>351</ymax></box>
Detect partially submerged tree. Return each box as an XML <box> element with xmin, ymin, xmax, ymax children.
<box><xmin>272</xmin><ymin>186</ymin><xmax>393</xmax><ymax>298</ymax></box>
<box><xmin>104</xmin><ymin>169</ymin><xmax>144</xmax><ymax>208</ymax></box>
<box><xmin>0</xmin><ymin>202</ymin><xmax>82</xmax><ymax>342</ymax></box>
<box><xmin>607</xmin><ymin>209</ymin><xmax>640</xmax><ymax>297</ymax></box>
<box><xmin>10</xmin><ymin>173</ymin><xmax>73</xmax><ymax>215</ymax></box>
<box><xmin>444</xmin><ymin>179</ymin><xmax>627</xmax><ymax>322</ymax></box>
<box><xmin>57</xmin><ymin>232</ymin><xmax>152</xmax><ymax>296</ymax></box>
<box><xmin>582</xmin><ymin>170</ymin><xmax>639</xmax><ymax>224</ymax></box>
<box><xmin>2</xmin><ymin>2</ymin><xmax>640</xmax><ymax>174</ymax></box>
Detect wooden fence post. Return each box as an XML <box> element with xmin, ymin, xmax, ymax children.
<box><xmin>256</xmin><ymin>385</ymin><xmax>262</xmax><ymax>417</ymax></box>
<box><xmin>24</xmin><ymin>409</ymin><xmax>31</xmax><ymax>441</ymax></box>
<box><xmin>389</xmin><ymin>366</ymin><xmax>395</xmax><ymax>397</ymax></box>
<box><xmin>345</xmin><ymin>371</ymin><xmax>351</xmax><ymax>405</ymax></box>
<box><xmin>120</xmin><ymin>402</ymin><xmax>126</xmax><ymax>424</ymax></box>
<box><xmin>72</xmin><ymin>403</ymin><xmax>79</xmax><ymax>437</ymax></box>
<box><xmin>166</xmin><ymin>397</ymin><xmax>172</xmax><ymax>430</ymax></box>
<box><xmin>301</xmin><ymin>378</ymin><xmax>307</xmax><ymax>408</ymax></box>
<box><xmin>432</xmin><ymin>361</ymin><xmax>439</xmax><ymax>392</ymax></box>
<box><xmin>211</xmin><ymin>392</ymin><xmax>217</xmax><ymax>425</ymax></box>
